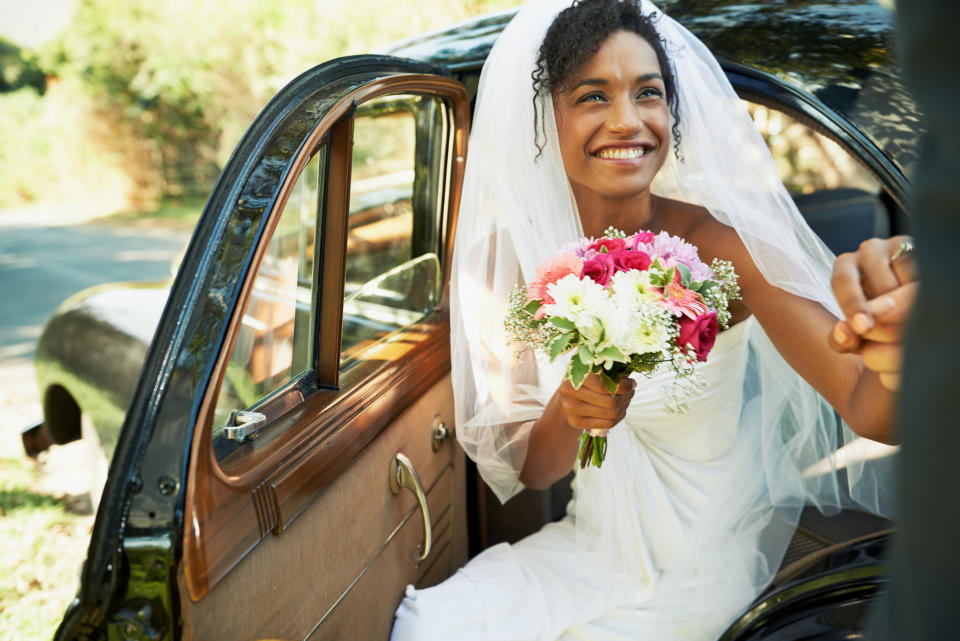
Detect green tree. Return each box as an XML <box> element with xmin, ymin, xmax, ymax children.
<box><xmin>6</xmin><ymin>0</ymin><xmax>520</xmax><ymax>210</ymax></box>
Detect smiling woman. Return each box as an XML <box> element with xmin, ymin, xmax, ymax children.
<box><xmin>395</xmin><ymin>0</ymin><xmax>899</xmax><ymax>638</ymax></box>
<box><xmin>553</xmin><ymin>30</ymin><xmax>672</xmax><ymax>232</ymax></box>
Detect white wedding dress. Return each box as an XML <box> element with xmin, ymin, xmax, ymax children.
<box><xmin>393</xmin><ymin>318</ymin><xmax>774</xmax><ymax>641</ymax></box>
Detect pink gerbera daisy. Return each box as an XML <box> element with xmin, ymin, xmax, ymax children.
<box><xmin>663</xmin><ymin>269</ymin><xmax>709</xmax><ymax>319</ymax></box>
<box><xmin>527</xmin><ymin>252</ymin><xmax>584</xmax><ymax>318</ymax></box>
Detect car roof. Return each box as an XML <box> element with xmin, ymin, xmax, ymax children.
<box><xmin>387</xmin><ymin>0</ymin><xmax>921</xmax><ymax>180</ymax></box>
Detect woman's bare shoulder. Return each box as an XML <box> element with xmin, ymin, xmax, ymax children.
<box><xmin>655</xmin><ymin>197</ymin><xmax>745</xmax><ymax>262</ymax></box>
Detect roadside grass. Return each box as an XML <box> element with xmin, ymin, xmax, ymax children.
<box><xmin>0</xmin><ymin>457</ymin><xmax>93</xmax><ymax>641</ymax></box>
<box><xmin>96</xmin><ymin>196</ymin><xmax>207</xmax><ymax>230</ymax></box>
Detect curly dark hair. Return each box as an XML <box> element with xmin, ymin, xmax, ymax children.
<box><xmin>531</xmin><ymin>0</ymin><xmax>681</xmax><ymax>159</ymax></box>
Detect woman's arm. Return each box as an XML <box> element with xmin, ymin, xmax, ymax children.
<box><xmin>519</xmin><ymin>375</ymin><xmax>636</xmax><ymax>489</ymax></box>
<box><xmin>705</xmin><ymin>224</ymin><xmax>903</xmax><ymax>444</ymax></box>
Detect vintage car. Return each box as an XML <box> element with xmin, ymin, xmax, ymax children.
<box><xmin>39</xmin><ymin>1</ymin><xmax>916</xmax><ymax>639</ymax></box>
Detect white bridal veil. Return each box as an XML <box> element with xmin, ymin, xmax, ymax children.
<box><xmin>449</xmin><ymin>0</ymin><xmax>895</xmax><ymax>620</ymax></box>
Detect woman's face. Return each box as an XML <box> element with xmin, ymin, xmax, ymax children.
<box><xmin>553</xmin><ymin>30</ymin><xmax>671</xmax><ymax>206</ymax></box>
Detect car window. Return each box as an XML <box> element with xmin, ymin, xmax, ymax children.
<box><xmin>208</xmin><ymin>93</ymin><xmax>451</xmax><ymax>458</ymax></box>
<box><xmin>211</xmin><ymin>147</ymin><xmax>323</xmax><ymax>446</ymax></box>
<box><xmin>744</xmin><ymin>101</ymin><xmax>878</xmax><ymax>196</ymax></box>
<box><xmin>743</xmin><ymin>100</ymin><xmax>890</xmax><ymax>254</ymax></box>
<box><xmin>340</xmin><ymin>94</ymin><xmax>444</xmax><ymax>371</ymax></box>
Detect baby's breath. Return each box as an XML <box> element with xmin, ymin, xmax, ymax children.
<box><xmin>602</xmin><ymin>226</ymin><xmax>628</xmax><ymax>239</ymax></box>
<box><xmin>704</xmin><ymin>258</ymin><xmax>742</xmax><ymax>329</ymax></box>
<box><xmin>505</xmin><ymin>286</ymin><xmax>563</xmax><ymax>358</ymax></box>
<box><xmin>664</xmin><ymin>345</ymin><xmax>707</xmax><ymax>414</ymax></box>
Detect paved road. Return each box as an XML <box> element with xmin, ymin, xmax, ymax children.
<box><xmin>0</xmin><ymin>222</ymin><xmax>191</xmax><ymax>361</ymax></box>
<box><xmin>0</xmin><ymin>219</ymin><xmax>191</xmax><ymax>458</ymax></box>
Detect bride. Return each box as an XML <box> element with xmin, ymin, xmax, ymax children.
<box><xmin>393</xmin><ymin>0</ymin><xmax>909</xmax><ymax>639</ymax></box>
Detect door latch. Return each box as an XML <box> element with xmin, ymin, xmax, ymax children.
<box><xmin>431</xmin><ymin>415</ymin><xmax>453</xmax><ymax>451</ymax></box>
<box><xmin>223</xmin><ymin>410</ymin><xmax>267</xmax><ymax>442</ymax></box>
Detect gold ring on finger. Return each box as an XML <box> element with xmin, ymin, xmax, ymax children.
<box><xmin>890</xmin><ymin>239</ymin><xmax>915</xmax><ymax>262</ymax></box>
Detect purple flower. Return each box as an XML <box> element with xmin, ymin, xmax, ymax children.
<box><xmin>637</xmin><ymin>231</ymin><xmax>712</xmax><ymax>282</ymax></box>
<box><xmin>565</xmin><ymin>236</ymin><xmax>597</xmax><ymax>258</ymax></box>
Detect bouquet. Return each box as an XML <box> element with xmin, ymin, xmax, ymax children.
<box><xmin>505</xmin><ymin>227</ymin><xmax>741</xmax><ymax>469</ymax></box>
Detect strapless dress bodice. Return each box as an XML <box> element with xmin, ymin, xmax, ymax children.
<box><xmin>622</xmin><ymin>315</ymin><xmax>754</xmax><ymax>462</ymax></box>
<box><xmin>570</xmin><ymin>317</ymin><xmax>758</xmax><ymax>577</ymax></box>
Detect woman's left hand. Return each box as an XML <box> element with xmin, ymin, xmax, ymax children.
<box><xmin>829</xmin><ymin>235</ymin><xmax>918</xmax><ymax>390</ymax></box>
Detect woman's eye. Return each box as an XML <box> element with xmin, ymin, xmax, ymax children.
<box><xmin>636</xmin><ymin>88</ymin><xmax>664</xmax><ymax>100</ymax></box>
<box><xmin>578</xmin><ymin>92</ymin><xmax>605</xmax><ymax>104</ymax></box>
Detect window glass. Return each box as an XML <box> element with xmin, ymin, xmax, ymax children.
<box><xmin>744</xmin><ymin>101</ymin><xmax>878</xmax><ymax>195</ymax></box>
<box><xmin>340</xmin><ymin>94</ymin><xmax>444</xmax><ymax>369</ymax></box>
<box><xmin>745</xmin><ymin>100</ymin><xmax>890</xmax><ymax>253</ymax></box>
<box><xmin>211</xmin><ymin>148</ymin><xmax>323</xmax><ymax>444</ymax></box>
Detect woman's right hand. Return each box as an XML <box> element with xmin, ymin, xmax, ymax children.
<box><xmin>557</xmin><ymin>373</ymin><xmax>637</xmax><ymax>434</ymax></box>
<box><xmin>521</xmin><ymin>373</ymin><xmax>637</xmax><ymax>489</ymax></box>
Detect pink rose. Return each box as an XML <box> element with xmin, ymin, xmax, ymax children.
<box><xmin>628</xmin><ymin>230</ymin><xmax>655</xmax><ymax>248</ymax></box>
<box><xmin>587</xmin><ymin>237</ymin><xmax>627</xmax><ymax>253</ymax></box>
<box><xmin>677</xmin><ymin>310</ymin><xmax>719</xmax><ymax>362</ymax></box>
<box><xmin>581</xmin><ymin>253</ymin><xmax>616</xmax><ymax>286</ymax></box>
<box><xmin>611</xmin><ymin>249</ymin><xmax>652</xmax><ymax>273</ymax></box>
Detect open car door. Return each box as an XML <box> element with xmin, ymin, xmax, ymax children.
<box><xmin>56</xmin><ymin>55</ymin><xmax>471</xmax><ymax>641</ymax></box>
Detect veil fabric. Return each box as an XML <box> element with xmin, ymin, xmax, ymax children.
<box><xmin>449</xmin><ymin>0</ymin><xmax>895</xmax><ymax>620</ymax></box>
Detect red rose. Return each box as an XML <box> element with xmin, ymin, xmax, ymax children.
<box><xmin>581</xmin><ymin>253</ymin><xmax>617</xmax><ymax>286</ymax></box>
<box><xmin>677</xmin><ymin>310</ymin><xmax>719</xmax><ymax>362</ymax></box>
<box><xmin>611</xmin><ymin>249</ymin><xmax>652</xmax><ymax>272</ymax></box>
<box><xmin>587</xmin><ymin>237</ymin><xmax>627</xmax><ymax>253</ymax></box>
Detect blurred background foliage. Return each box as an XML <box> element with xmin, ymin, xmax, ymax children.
<box><xmin>0</xmin><ymin>0</ymin><xmax>522</xmax><ymax>215</ymax></box>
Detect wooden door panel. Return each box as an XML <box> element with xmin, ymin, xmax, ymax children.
<box><xmin>180</xmin><ymin>375</ymin><xmax>466</xmax><ymax>641</ymax></box>
<box><xmin>313</xmin><ymin>464</ymin><xmax>458</xmax><ymax>640</ymax></box>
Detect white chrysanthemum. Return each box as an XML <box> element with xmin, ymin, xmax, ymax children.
<box><xmin>616</xmin><ymin>302</ymin><xmax>674</xmax><ymax>356</ymax></box>
<box><xmin>611</xmin><ymin>269</ymin><xmax>660</xmax><ymax>309</ymax></box>
<box><xmin>544</xmin><ymin>273</ymin><xmax>608</xmax><ymax>320</ymax></box>
<box><xmin>575</xmin><ymin>297</ymin><xmax>620</xmax><ymax>357</ymax></box>
<box><xmin>575</xmin><ymin>313</ymin><xmax>606</xmax><ymax>353</ymax></box>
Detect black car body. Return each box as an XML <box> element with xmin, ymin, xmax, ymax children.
<box><xmin>44</xmin><ymin>2</ymin><xmax>915</xmax><ymax>639</ymax></box>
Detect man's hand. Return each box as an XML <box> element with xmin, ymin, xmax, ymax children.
<box><xmin>829</xmin><ymin>235</ymin><xmax>918</xmax><ymax>390</ymax></box>
<box><xmin>829</xmin><ymin>282</ymin><xmax>918</xmax><ymax>389</ymax></box>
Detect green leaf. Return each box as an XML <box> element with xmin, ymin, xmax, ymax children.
<box><xmin>579</xmin><ymin>343</ymin><xmax>595</xmax><ymax>364</ymax></box>
<box><xmin>677</xmin><ymin>263</ymin><xmax>692</xmax><ymax>287</ymax></box>
<box><xmin>523</xmin><ymin>299</ymin><xmax>542</xmax><ymax>315</ymax></box>
<box><xmin>568</xmin><ymin>353</ymin><xmax>590</xmax><ymax>389</ymax></box>
<box><xmin>550</xmin><ymin>316</ymin><xmax>576</xmax><ymax>331</ymax></box>
<box><xmin>664</xmin><ymin>266</ymin><xmax>676</xmax><ymax>285</ymax></box>
<box><xmin>597</xmin><ymin>345</ymin><xmax>626</xmax><ymax>362</ymax></box>
<box><xmin>548</xmin><ymin>332</ymin><xmax>575</xmax><ymax>360</ymax></box>
<box><xmin>599</xmin><ymin>370</ymin><xmax>620</xmax><ymax>395</ymax></box>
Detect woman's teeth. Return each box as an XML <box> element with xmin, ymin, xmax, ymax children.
<box><xmin>595</xmin><ymin>147</ymin><xmax>646</xmax><ymax>159</ymax></box>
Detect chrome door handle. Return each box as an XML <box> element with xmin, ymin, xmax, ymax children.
<box><xmin>389</xmin><ymin>453</ymin><xmax>431</xmax><ymax>562</ymax></box>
